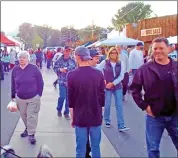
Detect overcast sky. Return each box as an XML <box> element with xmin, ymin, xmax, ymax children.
<box><xmin>1</xmin><ymin>1</ymin><xmax>177</xmax><ymax>33</ymax></box>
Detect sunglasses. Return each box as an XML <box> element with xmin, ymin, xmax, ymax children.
<box><xmin>110</xmin><ymin>51</ymin><xmax>118</xmax><ymax>54</ymax></box>
<box><xmin>65</xmin><ymin>49</ymin><xmax>71</xmax><ymax>52</ymax></box>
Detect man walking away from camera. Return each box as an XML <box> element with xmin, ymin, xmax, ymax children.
<box><xmin>67</xmin><ymin>46</ymin><xmax>105</xmax><ymax>158</ymax></box>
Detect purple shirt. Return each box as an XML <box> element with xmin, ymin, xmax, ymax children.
<box><xmin>11</xmin><ymin>64</ymin><xmax>44</xmax><ymax>99</ymax></box>
<box><xmin>67</xmin><ymin>66</ymin><xmax>105</xmax><ymax>127</ymax></box>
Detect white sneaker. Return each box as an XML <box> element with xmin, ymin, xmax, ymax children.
<box><xmin>119</xmin><ymin>127</ymin><xmax>129</xmax><ymax>132</ymax></box>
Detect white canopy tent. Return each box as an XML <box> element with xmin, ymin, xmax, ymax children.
<box><xmin>86</xmin><ymin>41</ymin><xmax>100</xmax><ymax>48</ymax></box>
<box><xmin>167</xmin><ymin>36</ymin><xmax>177</xmax><ymax>44</ymax></box>
<box><xmin>95</xmin><ymin>36</ymin><xmax>144</xmax><ymax>47</ymax></box>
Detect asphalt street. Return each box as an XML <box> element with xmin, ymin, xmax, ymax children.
<box><xmin>1</xmin><ymin>69</ymin><xmax>177</xmax><ymax>157</ymax></box>
<box><xmin>1</xmin><ymin>72</ymin><xmax>20</xmax><ymax>146</ymax></box>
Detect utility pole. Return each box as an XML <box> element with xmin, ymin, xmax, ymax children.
<box><xmin>91</xmin><ymin>20</ymin><xmax>94</xmax><ymax>38</ymax></box>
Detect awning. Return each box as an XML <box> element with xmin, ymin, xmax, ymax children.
<box><xmin>0</xmin><ymin>33</ymin><xmax>20</xmax><ymax>46</ymax></box>
<box><xmin>0</xmin><ymin>43</ymin><xmax>6</xmax><ymax>47</ymax></box>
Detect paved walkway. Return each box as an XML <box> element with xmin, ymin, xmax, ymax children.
<box><xmin>10</xmin><ymin>68</ymin><xmax>119</xmax><ymax>157</ymax></box>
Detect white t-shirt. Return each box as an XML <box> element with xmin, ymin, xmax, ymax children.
<box><xmin>129</xmin><ymin>49</ymin><xmax>144</xmax><ymax>69</ymax></box>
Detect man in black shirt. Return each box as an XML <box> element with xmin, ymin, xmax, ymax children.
<box><xmin>130</xmin><ymin>37</ymin><xmax>178</xmax><ymax>158</ymax></box>
<box><xmin>67</xmin><ymin>46</ymin><xmax>105</xmax><ymax>158</ymax></box>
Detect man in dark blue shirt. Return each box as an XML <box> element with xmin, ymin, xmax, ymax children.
<box><xmin>67</xmin><ymin>46</ymin><xmax>105</xmax><ymax>158</ymax></box>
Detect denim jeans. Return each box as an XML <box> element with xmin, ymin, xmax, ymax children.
<box><xmin>145</xmin><ymin>114</ymin><xmax>178</xmax><ymax>158</ymax></box>
<box><xmin>104</xmin><ymin>88</ymin><xmax>125</xmax><ymax>129</ymax></box>
<box><xmin>3</xmin><ymin>62</ymin><xmax>9</xmax><ymax>72</ymax></box>
<box><xmin>75</xmin><ymin>126</ymin><xmax>101</xmax><ymax>158</ymax></box>
<box><xmin>47</xmin><ymin>58</ymin><xmax>52</xmax><ymax>69</ymax></box>
<box><xmin>57</xmin><ymin>85</ymin><xmax>69</xmax><ymax>115</ymax></box>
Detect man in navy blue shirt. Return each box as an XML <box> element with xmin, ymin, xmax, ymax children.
<box><xmin>67</xmin><ymin>46</ymin><xmax>105</xmax><ymax>158</ymax></box>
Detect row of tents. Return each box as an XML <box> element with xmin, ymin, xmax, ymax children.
<box><xmin>84</xmin><ymin>35</ymin><xmax>178</xmax><ymax>48</ymax></box>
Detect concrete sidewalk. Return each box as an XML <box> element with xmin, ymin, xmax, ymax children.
<box><xmin>10</xmin><ymin>68</ymin><xmax>119</xmax><ymax>157</ymax></box>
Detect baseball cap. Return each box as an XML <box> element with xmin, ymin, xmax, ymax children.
<box><xmin>136</xmin><ymin>42</ymin><xmax>144</xmax><ymax>46</ymax></box>
<box><xmin>75</xmin><ymin>46</ymin><xmax>92</xmax><ymax>61</ymax></box>
<box><xmin>64</xmin><ymin>46</ymin><xmax>71</xmax><ymax>50</ymax></box>
<box><xmin>89</xmin><ymin>49</ymin><xmax>101</xmax><ymax>57</ymax></box>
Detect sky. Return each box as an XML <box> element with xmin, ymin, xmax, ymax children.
<box><xmin>1</xmin><ymin>1</ymin><xmax>177</xmax><ymax>33</ymax></box>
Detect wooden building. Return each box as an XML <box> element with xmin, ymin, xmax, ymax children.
<box><xmin>126</xmin><ymin>14</ymin><xmax>177</xmax><ymax>50</ymax></box>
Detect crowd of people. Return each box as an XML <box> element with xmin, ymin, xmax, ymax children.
<box><xmin>1</xmin><ymin>37</ymin><xmax>177</xmax><ymax>158</ymax></box>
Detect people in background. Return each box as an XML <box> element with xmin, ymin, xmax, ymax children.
<box><xmin>168</xmin><ymin>44</ymin><xmax>177</xmax><ymax>61</ymax></box>
<box><xmin>121</xmin><ymin>45</ymin><xmax>129</xmax><ymax>56</ymax></box>
<box><xmin>130</xmin><ymin>37</ymin><xmax>178</xmax><ymax>158</ymax></box>
<box><xmin>2</xmin><ymin>51</ymin><xmax>10</xmax><ymax>73</ymax></box>
<box><xmin>53</xmin><ymin>46</ymin><xmax>76</xmax><ymax>119</ymax></box>
<box><xmin>68</xmin><ymin>46</ymin><xmax>105</xmax><ymax>158</ymax></box>
<box><xmin>97</xmin><ymin>47</ymin><xmax>129</xmax><ymax>132</ymax></box>
<box><xmin>36</xmin><ymin>48</ymin><xmax>43</xmax><ymax>69</ymax></box>
<box><xmin>9</xmin><ymin>48</ymin><xmax>17</xmax><ymax>70</ymax></box>
<box><xmin>29</xmin><ymin>49</ymin><xmax>37</xmax><ymax>65</ymax></box>
<box><xmin>89</xmin><ymin>49</ymin><xmax>102</xmax><ymax>67</ymax></box>
<box><xmin>116</xmin><ymin>45</ymin><xmax>129</xmax><ymax>101</ymax></box>
<box><xmin>99</xmin><ymin>47</ymin><xmax>107</xmax><ymax>62</ymax></box>
<box><xmin>11</xmin><ymin>51</ymin><xmax>44</xmax><ymax>144</ymax></box>
<box><xmin>46</xmin><ymin>49</ymin><xmax>53</xmax><ymax>69</ymax></box>
<box><xmin>52</xmin><ymin>48</ymin><xmax>63</xmax><ymax>88</ymax></box>
<box><xmin>129</xmin><ymin>42</ymin><xmax>144</xmax><ymax>76</ymax></box>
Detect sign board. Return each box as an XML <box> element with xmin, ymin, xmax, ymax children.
<box><xmin>141</xmin><ymin>27</ymin><xmax>162</xmax><ymax>36</ymax></box>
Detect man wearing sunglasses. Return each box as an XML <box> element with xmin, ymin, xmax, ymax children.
<box><xmin>53</xmin><ymin>46</ymin><xmax>77</xmax><ymax>119</ymax></box>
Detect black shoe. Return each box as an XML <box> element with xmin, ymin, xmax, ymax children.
<box><xmin>105</xmin><ymin>123</ymin><xmax>111</xmax><ymax>128</ymax></box>
<box><xmin>64</xmin><ymin>114</ymin><xmax>71</xmax><ymax>120</ymax></box>
<box><xmin>53</xmin><ymin>82</ymin><xmax>56</xmax><ymax>88</ymax></box>
<box><xmin>21</xmin><ymin>129</ymin><xmax>28</xmax><ymax>137</ymax></box>
<box><xmin>57</xmin><ymin>112</ymin><xmax>62</xmax><ymax>117</ymax></box>
<box><xmin>28</xmin><ymin>134</ymin><xmax>36</xmax><ymax>144</ymax></box>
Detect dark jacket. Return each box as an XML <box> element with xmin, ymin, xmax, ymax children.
<box><xmin>130</xmin><ymin>58</ymin><xmax>178</xmax><ymax>116</ymax></box>
<box><xmin>103</xmin><ymin>59</ymin><xmax>122</xmax><ymax>91</ymax></box>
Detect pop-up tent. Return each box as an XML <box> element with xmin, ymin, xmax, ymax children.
<box><xmin>95</xmin><ymin>36</ymin><xmax>144</xmax><ymax>47</ymax></box>
<box><xmin>0</xmin><ymin>43</ymin><xmax>6</xmax><ymax>47</ymax></box>
<box><xmin>167</xmin><ymin>36</ymin><xmax>177</xmax><ymax>44</ymax></box>
<box><xmin>0</xmin><ymin>33</ymin><xmax>19</xmax><ymax>46</ymax></box>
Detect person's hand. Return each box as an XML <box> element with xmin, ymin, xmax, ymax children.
<box><xmin>71</xmin><ymin>120</ymin><xmax>74</xmax><ymax>128</ymax></box>
<box><xmin>59</xmin><ymin>68</ymin><xmax>67</xmax><ymax>73</ymax></box>
<box><xmin>106</xmin><ymin>82</ymin><xmax>114</xmax><ymax>89</ymax></box>
<box><xmin>145</xmin><ymin>106</ymin><xmax>155</xmax><ymax>117</ymax></box>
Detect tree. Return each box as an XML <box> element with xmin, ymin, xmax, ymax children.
<box><xmin>32</xmin><ymin>33</ymin><xmax>44</xmax><ymax>49</ymax></box>
<box><xmin>36</xmin><ymin>24</ymin><xmax>52</xmax><ymax>48</ymax></box>
<box><xmin>18</xmin><ymin>22</ymin><xmax>33</xmax><ymax>48</ymax></box>
<box><xmin>48</xmin><ymin>29</ymin><xmax>61</xmax><ymax>47</ymax></box>
<box><xmin>112</xmin><ymin>1</ymin><xmax>153</xmax><ymax>31</ymax></box>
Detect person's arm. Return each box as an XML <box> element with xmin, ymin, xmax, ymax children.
<box><xmin>67</xmin><ymin>72</ymin><xmax>75</xmax><ymax>126</ymax></box>
<box><xmin>129</xmin><ymin>68</ymin><xmax>148</xmax><ymax>110</ymax></box>
<box><xmin>35</xmin><ymin>67</ymin><xmax>44</xmax><ymax>97</ymax></box>
<box><xmin>125</xmin><ymin>54</ymin><xmax>130</xmax><ymax>73</ymax></box>
<box><xmin>53</xmin><ymin>58</ymin><xmax>62</xmax><ymax>74</ymax></box>
<box><xmin>128</xmin><ymin>50</ymin><xmax>134</xmax><ymax>70</ymax></box>
<box><xmin>96</xmin><ymin>60</ymin><xmax>106</xmax><ymax>74</ymax></box>
<box><xmin>112</xmin><ymin>61</ymin><xmax>125</xmax><ymax>86</ymax></box>
<box><xmin>11</xmin><ymin>69</ymin><xmax>16</xmax><ymax>100</ymax></box>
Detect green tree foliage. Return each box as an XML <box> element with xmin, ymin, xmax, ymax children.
<box><xmin>112</xmin><ymin>1</ymin><xmax>153</xmax><ymax>31</ymax></box>
<box><xmin>32</xmin><ymin>33</ymin><xmax>44</xmax><ymax>49</ymax></box>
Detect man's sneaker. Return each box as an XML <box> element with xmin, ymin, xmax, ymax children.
<box><xmin>21</xmin><ymin>129</ymin><xmax>28</xmax><ymax>137</ymax></box>
<box><xmin>28</xmin><ymin>135</ymin><xmax>36</xmax><ymax>144</ymax></box>
<box><xmin>105</xmin><ymin>123</ymin><xmax>111</xmax><ymax>128</ymax></box>
<box><xmin>64</xmin><ymin>114</ymin><xmax>71</xmax><ymax>120</ymax></box>
<box><xmin>119</xmin><ymin>127</ymin><xmax>130</xmax><ymax>132</ymax></box>
<box><xmin>57</xmin><ymin>112</ymin><xmax>62</xmax><ymax>117</ymax></box>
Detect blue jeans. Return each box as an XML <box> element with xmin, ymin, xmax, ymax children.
<box><xmin>57</xmin><ymin>85</ymin><xmax>69</xmax><ymax>115</ymax></box>
<box><xmin>104</xmin><ymin>88</ymin><xmax>125</xmax><ymax>129</ymax></box>
<box><xmin>47</xmin><ymin>59</ymin><xmax>52</xmax><ymax>69</ymax></box>
<box><xmin>75</xmin><ymin>126</ymin><xmax>101</xmax><ymax>158</ymax></box>
<box><xmin>146</xmin><ymin>114</ymin><xmax>178</xmax><ymax>158</ymax></box>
